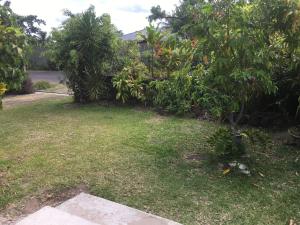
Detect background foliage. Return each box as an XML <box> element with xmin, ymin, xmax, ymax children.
<box><xmin>0</xmin><ymin>1</ymin><xmax>27</xmax><ymax>91</ymax></box>
<box><xmin>0</xmin><ymin>0</ymin><xmax>47</xmax><ymax>96</ymax></box>
<box><xmin>46</xmin><ymin>6</ymin><xmax>121</xmax><ymax>103</ymax></box>
<box><xmin>150</xmin><ymin>0</ymin><xmax>300</xmax><ymax>126</ymax></box>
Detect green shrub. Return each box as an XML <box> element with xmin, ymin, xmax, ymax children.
<box><xmin>46</xmin><ymin>6</ymin><xmax>120</xmax><ymax>103</ymax></box>
<box><xmin>151</xmin><ymin>68</ymin><xmax>192</xmax><ymax>114</ymax></box>
<box><xmin>243</xmin><ymin>128</ymin><xmax>271</xmax><ymax>148</ymax></box>
<box><xmin>0</xmin><ymin>3</ymin><xmax>27</xmax><ymax>91</ymax></box>
<box><xmin>208</xmin><ymin>127</ymin><xmax>271</xmax><ymax>161</ymax></box>
<box><xmin>208</xmin><ymin>128</ymin><xmax>246</xmax><ymax>159</ymax></box>
<box><xmin>34</xmin><ymin>81</ymin><xmax>52</xmax><ymax>90</ymax></box>
<box><xmin>113</xmin><ymin>62</ymin><xmax>149</xmax><ymax>103</ymax></box>
<box><xmin>150</xmin><ymin>66</ymin><xmax>205</xmax><ymax>115</ymax></box>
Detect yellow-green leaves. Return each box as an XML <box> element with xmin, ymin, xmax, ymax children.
<box><xmin>0</xmin><ymin>83</ymin><xmax>7</xmax><ymax>95</ymax></box>
<box><xmin>0</xmin><ymin>3</ymin><xmax>27</xmax><ymax>91</ymax></box>
<box><xmin>0</xmin><ymin>82</ymin><xmax>6</xmax><ymax>110</ymax></box>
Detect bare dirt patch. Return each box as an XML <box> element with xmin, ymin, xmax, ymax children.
<box><xmin>145</xmin><ymin>115</ymin><xmax>167</xmax><ymax>125</ymax></box>
<box><xmin>185</xmin><ymin>153</ymin><xmax>210</xmax><ymax>162</ymax></box>
<box><xmin>2</xmin><ymin>92</ymin><xmax>69</xmax><ymax>109</ymax></box>
<box><xmin>0</xmin><ymin>184</ymin><xmax>88</xmax><ymax>225</ymax></box>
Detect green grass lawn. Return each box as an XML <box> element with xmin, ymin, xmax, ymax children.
<box><xmin>0</xmin><ymin>98</ymin><xmax>299</xmax><ymax>224</ymax></box>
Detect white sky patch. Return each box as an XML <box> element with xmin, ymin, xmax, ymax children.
<box><xmin>9</xmin><ymin>0</ymin><xmax>179</xmax><ymax>34</ymax></box>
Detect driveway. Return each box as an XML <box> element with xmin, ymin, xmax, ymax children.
<box><xmin>29</xmin><ymin>71</ymin><xmax>65</xmax><ymax>84</ymax></box>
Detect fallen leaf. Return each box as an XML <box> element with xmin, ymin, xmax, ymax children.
<box><xmin>223</xmin><ymin>168</ymin><xmax>231</xmax><ymax>175</ymax></box>
<box><xmin>259</xmin><ymin>172</ymin><xmax>265</xmax><ymax>177</ymax></box>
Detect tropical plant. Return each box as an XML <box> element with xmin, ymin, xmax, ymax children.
<box><xmin>150</xmin><ymin>67</ymin><xmax>194</xmax><ymax>114</ymax></box>
<box><xmin>254</xmin><ymin>0</ymin><xmax>300</xmax><ymax>120</ymax></box>
<box><xmin>208</xmin><ymin>127</ymin><xmax>246</xmax><ymax>159</ymax></box>
<box><xmin>114</xmin><ymin>40</ymin><xmax>141</xmax><ymax>74</ymax></box>
<box><xmin>139</xmin><ymin>25</ymin><xmax>164</xmax><ymax>78</ymax></box>
<box><xmin>46</xmin><ymin>6</ymin><xmax>120</xmax><ymax>103</ymax></box>
<box><xmin>1</xmin><ymin>0</ymin><xmax>46</xmax><ymax>43</ymax></box>
<box><xmin>0</xmin><ymin>1</ymin><xmax>27</xmax><ymax>91</ymax></box>
<box><xmin>113</xmin><ymin>61</ymin><xmax>149</xmax><ymax>103</ymax></box>
<box><xmin>150</xmin><ymin>0</ymin><xmax>300</xmax><ymax>125</ymax></box>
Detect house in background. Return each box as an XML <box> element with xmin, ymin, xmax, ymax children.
<box><xmin>122</xmin><ymin>29</ymin><xmax>148</xmax><ymax>52</ymax></box>
<box><xmin>121</xmin><ymin>29</ymin><xmax>146</xmax><ymax>41</ymax></box>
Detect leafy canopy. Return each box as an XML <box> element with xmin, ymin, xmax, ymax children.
<box><xmin>0</xmin><ymin>1</ymin><xmax>27</xmax><ymax>90</ymax></box>
<box><xmin>150</xmin><ymin>0</ymin><xmax>300</xmax><ymax>121</ymax></box>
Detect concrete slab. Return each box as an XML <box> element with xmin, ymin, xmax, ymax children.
<box><xmin>16</xmin><ymin>206</ymin><xmax>100</xmax><ymax>225</ymax></box>
<box><xmin>57</xmin><ymin>193</ymin><xmax>182</xmax><ymax>225</ymax></box>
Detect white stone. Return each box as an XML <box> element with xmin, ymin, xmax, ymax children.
<box><xmin>228</xmin><ymin>162</ymin><xmax>237</xmax><ymax>167</ymax></box>
<box><xmin>238</xmin><ymin>163</ymin><xmax>247</xmax><ymax>170</ymax></box>
<box><xmin>16</xmin><ymin>206</ymin><xmax>99</xmax><ymax>225</ymax></box>
<box><xmin>57</xmin><ymin>193</ymin><xmax>182</xmax><ymax>225</ymax></box>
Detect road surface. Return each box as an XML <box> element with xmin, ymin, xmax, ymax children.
<box><xmin>29</xmin><ymin>71</ymin><xmax>65</xmax><ymax>84</ymax></box>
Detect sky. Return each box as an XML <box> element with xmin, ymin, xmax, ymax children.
<box><xmin>10</xmin><ymin>0</ymin><xmax>180</xmax><ymax>34</ymax></box>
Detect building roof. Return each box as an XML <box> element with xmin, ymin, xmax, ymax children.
<box><xmin>121</xmin><ymin>29</ymin><xmax>147</xmax><ymax>41</ymax></box>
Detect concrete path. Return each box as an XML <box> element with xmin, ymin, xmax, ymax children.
<box><xmin>16</xmin><ymin>193</ymin><xmax>182</xmax><ymax>225</ymax></box>
<box><xmin>16</xmin><ymin>207</ymin><xmax>98</xmax><ymax>225</ymax></box>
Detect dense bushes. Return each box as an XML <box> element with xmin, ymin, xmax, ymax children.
<box><xmin>0</xmin><ymin>2</ymin><xmax>27</xmax><ymax>91</ymax></box>
<box><xmin>150</xmin><ymin>0</ymin><xmax>300</xmax><ymax>125</ymax></box>
<box><xmin>33</xmin><ymin>81</ymin><xmax>52</xmax><ymax>90</ymax></box>
<box><xmin>113</xmin><ymin>62</ymin><xmax>149</xmax><ymax>103</ymax></box>
<box><xmin>6</xmin><ymin>76</ymin><xmax>35</xmax><ymax>95</ymax></box>
<box><xmin>151</xmin><ymin>68</ymin><xmax>194</xmax><ymax>114</ymax></box>
<box><xmin>0</xmin><ymin>1</ymin><xmax>46</xmax><ymax>96</ymax></box>
<box><xmin>46</xmin><ymin>6</ymin><xmax>120</xmax><ymax>103</ymax></box>
<box><xmin>116</xmin><ymin>1</ymin><xmax>299</xmax><ymax>124</ymax></box>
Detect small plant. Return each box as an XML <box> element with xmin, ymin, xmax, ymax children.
<box><xmin>208</xmin><ymin>127</ymin><xmax>246</xmax><ymax>160</ymax></box>
<box><xmin>209</xmin><ymin>127</ymin><xmax>271</xmax><ymax>176</ymax></box>
<box><xmin>34</xmin><ymin>81</ymin><xmax>52</xmax><ymax>90</ymax></box>
<box><xmin>209</xmin><ymin>127</ymin><xmax>270</xmax><ymax>159</ymax></box>
<box><xmin>243</xmin><ymin>128</ymin><xmax>271</xmax><ymax>148</ymax></box>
